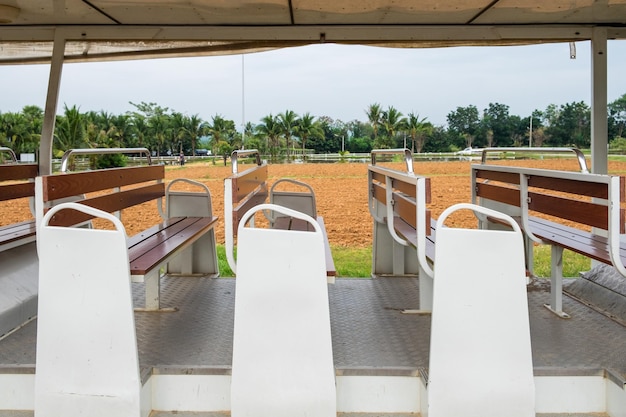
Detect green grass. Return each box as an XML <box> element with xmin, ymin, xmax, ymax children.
<box><xmin>216</xmin><ymin>244</ymin><xmax>371</xmax><ymax>278</ymax></box>
<box><xmin>216</xmin><ymin>244</ymin><xmax>590</xmax><ymax>278</ymax></box>
<box><xmin>531</xmin><ymin>245</ymin><xmax>591</xmax><ymax>278</ymax></box>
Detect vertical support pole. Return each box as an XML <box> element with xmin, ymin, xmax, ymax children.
<box><xmin>40</xmin><ymin>32</ymin><xmax>65</xmax><ymax>176</ymax></box>
<box><xmin>591</xmin><ymin>28</ymin><xmax>608</xmax><ymax>175</ymax></box>
<box><xmin>544</xmin><ymin>245</ymin><xmax>570</xmax><ymax>318</ymax></box>
<box><xmin>144</xmin><ymin>271</ymin><xmax>161</xmax><ymax>311</ymax></box>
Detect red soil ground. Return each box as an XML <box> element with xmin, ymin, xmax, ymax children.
<box><xmin>4</xmin><ymin>159</ymin><xmax>626</xmax><ymax>248</ymax></box>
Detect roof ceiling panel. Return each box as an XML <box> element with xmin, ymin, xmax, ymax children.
<box><xmin>474</xmin><ymin>0</ymin><xmax>626</xmax><ymax>24</ymax></box>
<box><xmin>92</xmin><ymin>0</ymin><xmax>291</xmax><ymax>25</ymax></box>
<box><xmin>292</xmin><ymin>0</ymin><xmax>488</xmax><ymax>24</ymax></box>
<box><xmin>9</xmin><ymin>0</ymin><xmax>111</xmax><ymax>24</ymax></box>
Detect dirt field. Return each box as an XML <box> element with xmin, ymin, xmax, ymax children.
<box><xmin>5</xmin><ymin>158</ymin><xmax>626</xmax><ymax>248</ymax></box>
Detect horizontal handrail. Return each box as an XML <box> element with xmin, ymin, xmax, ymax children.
<box><xmin>480</xmin><ymin>147</ymin><xmax>588</xmax><ymax>173</ymax></box>
<box><xmin>370</xmin><ymin>148</ymin><xmax>413</xmax><ymax>174</ymax></box>
<box><xmin>0</xmin><ymin>147</ymin><xmax>18</xmax><ymax>163</ymax></box>
<box><xmin>231</xmin><ymin>149</ymin><xmax>262</xmax><ymax>174</ymax></box>
<box><xmin>60</xmin><ymin>147</ymin><xmax>151</xmax><ymax>172</ymax></box>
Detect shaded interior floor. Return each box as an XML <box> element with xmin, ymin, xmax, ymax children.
<box><xmin>1</xmin><ymin>276</ymin><xmax>624</xmax><ymax>383</ymax></box>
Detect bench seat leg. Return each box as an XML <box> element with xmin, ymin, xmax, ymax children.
<box><xmin>544</xmin><ymin>245</ymin><xmax>570</xmax><ymax>319</ymax></box>
<box><xmin>134</xmin><ymin>270</ymin><xmax>177</xmax><ymax>312</ymax></box>
<box><xmin>166</xmin><ymin>231</ymin><xmax>219</xmax><ymax>277</ymax></box>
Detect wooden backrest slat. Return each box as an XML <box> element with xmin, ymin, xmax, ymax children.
<box><xmin>230</xmin><ymin>165</ymin><xmax>268</xmax><ymax>203</ymax></box>
<box><xmin>475</xmin><ymin>182</ymin><xmax>521</xmax><ymax>207</ymax></box>
<box><xmin>369</xmin><ymin>167</ymin><xmax>432</xmax><ymax>235</ymax></box>
<box><xmin>528</xmin><ymin>192</ymin><xmax>608</xmax><ymax>230</ymax></box>
<box><xmin>42</xmin><ymin>165</ymin><xmax>164</xmax><ymax>202</ymax></box>
<box><xmin>0</xmin><ymin>182</ymin><xmax>35</xmax><ymax>201</ymax></box>
<box><xmin>370</xmin><ymin>171</ymin><xmax>386</xmax><ymax>185</ymax></box>
<box><xmin>392</xmin><ymin>177</ymin><xmax>417</xmax><ymax>199</ymax></box>
<box><xmin>0</xmin><ymin>164</ymin><xmax>38</xmax><ymax>181</ymax></box>
<box><xmin>47</xmin><ymin>183</ymin><xmax>164</xmax><ymax>227</ymax></box>
<box><xmin>475</xmin><ymin>169</ymin><xmax>520</xmax><ymax>185</ymax></box>
<box><xmin>393</xmin><ymin>191</ymin><xmax>432</xmax><ymax>236</ymax></box>
<box><xmin>393</xmin><ymin>192</ymin><xmax>417</xmax><ymax>229</ymax></box>
<box><xmin>527</xmin><ymin>175</ymin><xmax>608</xmax><ymax>199</ymax></box>
<box><xmin>232</xmin><ymin>186</ymin><xmax>268</xmax><ymax>234</ymax></box>
<box><xmin>371</xmin><ymin>182</ymin><xmax>386</xmax><ymax>204</ymax></box>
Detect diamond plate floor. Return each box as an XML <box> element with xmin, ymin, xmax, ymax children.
<box><xmin>0</xmin><ymin>276</ymin><xmax>624</xmax><ymax>382</ymax></box>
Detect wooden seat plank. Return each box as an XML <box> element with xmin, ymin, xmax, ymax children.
<box><xmin>130</xmin><ymin>216</ymin><xmax>218</xmax><ymax>276</ymax></box>
<box><xmin>127</xmin><ymin>217</ymin><xmax>198</xmax><ymax>261</ymax></box>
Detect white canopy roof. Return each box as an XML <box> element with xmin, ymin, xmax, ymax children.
<box><xmin>0</xmin><ymin>0</ymin><xmax>625</xmax><ymax>63</ymax></box>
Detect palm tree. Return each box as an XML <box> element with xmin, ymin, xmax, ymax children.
<box><xmin>366</xmin><ymin>103</ymin><xmax>382</xmax><ymax>145</ymax></box>
<box><xmin>179</xmin><ymin>114</ymin><xmax>207</xmax><ymax>157</ymax></box>
<box><xmin>295</xmin><ymin>113</ymin><xmax>323</xmax><ymax>158</ymax></box>
<box><xmin>147</xmin><ymin>111</ymin><xmax>170</xmax><ymax>157</ymax></box>
<box><xmin>379</xmin><ymin>106</ymin><xmax>406</xmax><ymax>148</ymax></box>
<box><xmin>207</xmin><ymin>115</ymin><xmax>236</xmax><ymax>156</ymax></box>
<box><xmin>278</xmin><ymin>110</ymin><xmax>298</xmax><ymax>161</ymax></box>
<box><xmin>0</xmin><ymin>112</ymin><xmax>30</xmax><ymax>153</ymax></box>
<box><xmin>55</xmin><ymin>105</ymin><xmax>88</xmax><ymax>152</ymax></box>
<box><xmin>406</xmin><ymin>113</ymin><xmax>432</xmax><ymax>153</ymax></box>
<box><xmin>256</xmin><ymin>114</ymin><xmax>282</xmax><ymax>161</ymax></box>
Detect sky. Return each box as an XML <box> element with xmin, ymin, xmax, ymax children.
<box><xmin>1</xmin><ymin>40</ymin><xmax>625</xmax><ymax>128</ymax></box>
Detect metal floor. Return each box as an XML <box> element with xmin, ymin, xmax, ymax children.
<box><xmin>1</xmin><ymin>275</ymin><xmax>625</xmax><ymax>384</ymax></box>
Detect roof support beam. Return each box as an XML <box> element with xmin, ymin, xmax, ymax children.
<box><xmin>591</xmin><ymin>27</ymin><xmax>608</xmax><ymax>175</ymax></box>
<box><xmin>39</xmin><ymin>31</ymin><xmax>65</xmax><ymax>176</ymax></box>
<box><xmin>0</xmin><ymin>25</ymin><xmax>607</xmax><ymax>43</ymax></box>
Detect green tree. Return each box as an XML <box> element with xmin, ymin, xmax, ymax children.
<box><xmin>544</xmin><ymin>101</ymin><xmax>590</xmax><ymax>147</ymax></box>
<box><xmin>378</xmin><ymin>106</ymin><xmax>406</xmax><ymax>148</ymax></box>
<box><xmin>481</xmin><ymin>102</ymin><xmax>514</xmax><ymax>147</ymax></box>
<box><xmin>207</xmin><ymin>114</ymin><xmax>236</xmax><ymax>156</ymax></box>
<box><xmin>446</xmin><ymin>105</ymin><xmax>480</xmax><ymax>149</ymax></box>
<box><xmin>406</xmin><ymin>113</ymin><xmax>432</xmax><ymax>153</ymax></box>
<box><xmin>54</xmin><ymin>105</ymin><xmax>88</xmax><ymax>153</ymax></box>
<box><xmin>609</xmin><ymin>93</ymin><xmax>626</xmax><ymax>139</ymax></box>
<box><xmin>295</xmin><ymin>113</ymin><xmax>323</xmax><ymax>156</ymax></box>
<box><xmin>366</xmin><ymin>103</ymin><xmax>382</xmax><ymax>146</ymax></box>
<box><xmin>256</xmin><ymin>114</ymin><xmax>282</xmax><ymax>161</ymax></box>
<box><xmin>278</xmin><ymin>110</ymin><xmax>299</xmax><ymax>160</ymax></box>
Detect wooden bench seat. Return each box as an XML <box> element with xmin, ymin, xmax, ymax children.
<box><xmin>392</xmin><ymin>216</ymin><xmax>438</xmax><ymax>263</ymax></box>
<box><xmin>368</xmin><ymin>149</ymin><xmax>435</xmax><ymax>312</ymax></box>
<box><xmin>0</xmin><ymin>163</ymin><xmax>38</xmax><ymax>251</ymax></box>
<box><xmin>36</xmin><ymin>163</ymin><xmax>218</xmax><ymax>311</ymax></box>
<box><xmin>472</xmin><ymin>162</ymin><xmax>626</xmax><ymax>318</ymax></box>
<box><xmin>224</xmin><ymin>150</ymin><xmax>336</xmax><ymax>280</ymax></box>
<box><xmin>127</xmin><ymin>216</ymin><xmax>217</xmax><ymax>277</ymax></box>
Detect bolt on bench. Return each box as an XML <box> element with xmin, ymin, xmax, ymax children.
<box><xmin>368</xmin><ymin>148</ymin><xmax>435</xmax><ymax>312</ymax></box>
<box><xmin>224</xmin><ymin>149</ymin><xmax>336</xmax><ymax>281</ymax></box>
<box><xmin>35</xmin><ymin>148</ymin><xmax>219</xmax><ymax>311</ymax></box>
<box><xmin>472</xmin><ymin>147</ymin><xmax>626</xmax><ymax>318</ymax></box>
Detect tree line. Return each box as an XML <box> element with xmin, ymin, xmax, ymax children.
<box><xmin>2</xmin><ymin>95</ymin><xmax>626</xmax><ymax>161</ymax></box>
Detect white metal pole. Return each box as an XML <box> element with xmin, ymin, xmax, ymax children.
<box><xmin>40</xmin><ymin>31</ymin><xmax>65</xmax><ymax>175</ymax></box>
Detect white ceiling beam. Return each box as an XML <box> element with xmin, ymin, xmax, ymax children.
<box><xmin>0</xmin><ymin>25</ymin><xmax>609</xmax><ymax>43</ymax></box>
